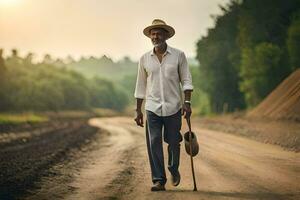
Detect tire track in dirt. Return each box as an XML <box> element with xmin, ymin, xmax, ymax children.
<box><xmin>63</xmin><ymin>118</ymin><xmax>142</xmax><ymax>200</ymax></box>
<box><xmin>102</xmin><ymin>117</ymin><xmax>300</xmax><ymax>200</ymax></box>
<box><xmin>24</xmin><ymin>117</ymin><xmax>300</xmax><ymax>200</ymax></box>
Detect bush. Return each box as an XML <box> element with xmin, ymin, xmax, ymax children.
<box><xmin>239</xmin><ymin>43</ymin><xmax>281</xmax><ymax>107</ymax></box>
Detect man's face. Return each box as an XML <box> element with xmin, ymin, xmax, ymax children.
<box><xmin>150</xmin><ymin>28</ymin><xmax>168</xmax><ymax>47</ymax></box>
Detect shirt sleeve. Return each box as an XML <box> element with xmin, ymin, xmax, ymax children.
<box><xmin>179</xmin><ymin>52</ymin><xmax>193</xmax><ymax>91</ymax></box>
<box><xmin>134</xmin><ymin>56</ymin><xmax>147</xmax><ymax>99</ymax></box>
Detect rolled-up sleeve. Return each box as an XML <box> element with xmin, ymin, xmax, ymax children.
<box><xmin>179</xmin><ymin>52</ymin><xmax>193</xmax><ymax>91</ymax></box>
<box><xmin>134</xmin><ymin>56</ymin><xmax>147</xmax><ymax>99</ymax></box>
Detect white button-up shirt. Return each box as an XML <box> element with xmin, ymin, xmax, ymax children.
<box><xmin>134</xmin><ymin>45</ymin><xmax>193</xmax><ymax>116</ymax></box>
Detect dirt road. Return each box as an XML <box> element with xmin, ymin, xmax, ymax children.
<box><xmin>26</xmin><ymin>117</ymin><xmax>300</xmax><ymax>200</ymax></box>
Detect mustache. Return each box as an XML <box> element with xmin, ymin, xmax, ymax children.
<box><xmin>152</xmin><ymin>39</ymin><xmax>163</xmax><ymax>43</ymax></box>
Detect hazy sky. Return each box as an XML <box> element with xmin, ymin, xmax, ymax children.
<box><xmin>0</xmin><ymin>0</ymin><xmax>230</xmax><ymax>61</ymax></box>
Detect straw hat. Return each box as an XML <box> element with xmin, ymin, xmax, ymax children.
<box><xmin>143</xmin><ymin>19</ymin><xmax>175</xmax><ymax>38</ymax></box>
<box><xmin>183</xmin><ymin>131</ymin><xmax>199</xmax><ymax>157</ymax></box>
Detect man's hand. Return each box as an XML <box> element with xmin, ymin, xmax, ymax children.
<box><xmin>182</xmin><ymin>103</ymin><xmax>192</xmax><ymax>119</ymax></box>
<box><xmin>134</xmin><ymin>110</ymin><xmax>144</xmax><ymax>127</ymax></box>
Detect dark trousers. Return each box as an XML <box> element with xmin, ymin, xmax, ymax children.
<box><xmin>145</xmin><ymin>110</ymin><xmax>183</xmax><ymax>185</ymax></box>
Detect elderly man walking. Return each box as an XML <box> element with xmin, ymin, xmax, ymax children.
<box><xmin>134</xmin><ymin>19</ymin><xmax>193</xmax><ymax>191</ymax></box>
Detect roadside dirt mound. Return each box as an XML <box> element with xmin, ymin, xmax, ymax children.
<box><xmin>248</xmin><ymin>69</ymin><xmax>300</xmax><ymax>121</ymax></box>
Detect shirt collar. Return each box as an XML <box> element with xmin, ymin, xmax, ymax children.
<box><xmin>151</xmin><ymin>45</ymin><xmax>172</xmax><ymax>56</ymax></box>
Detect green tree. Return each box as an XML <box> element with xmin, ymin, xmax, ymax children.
<box><xmin>1</xmin><ymin>50</ymin><xmax>130</xmax><ymax>112</ymax></box>
<box><xmin>88</xmin><ymin>77</ymin><xmax>129</xmax><ymax>111</ymax></box>
<box><xmin>196</xmin><ymin>0</ymin><xmax>245</xmax><ymax>113</ymax></box>
<box><xmin>196</xmin><ymin>0</ymin><xmax>300</xmax><ymax>112</ymax></box>
<box><xmin>190</xmin><ymin>67</ymin><xmax>211</xmax><ymax>115</ymax></box>
<box><xmin>287</xmin><ymin>11</ymin><xmax>300</xmax><ymax>70</ymax></box>
<box><xmin>0</xmin><ymin>49</ymin><xmax>8</xmax><ymax>111</ymax></box>
<box><xmin>240</xmin><ymin>43</ymin><xmax>281</xmax><ymax>107</ymax></box>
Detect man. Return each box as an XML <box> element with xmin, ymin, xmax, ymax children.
<box><xmin>134</xmin><ymin>19</ymin><xmax>193</xmax><ymax>191</ymax></box>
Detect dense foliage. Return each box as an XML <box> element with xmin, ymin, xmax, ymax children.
<box><xmin>0</xmin><ymin>49</ymin><xmax>129</xmax><ymax>112</ymax></box>
<box><xmin>196</xmin><ymin>0</ymin><xmax>300</xmax><ymax>112</ymax></box>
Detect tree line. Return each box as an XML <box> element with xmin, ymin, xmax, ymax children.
<box><xmin>196</xmin><ymin>0</ymin><xmax>300</xmax><ymax>113</ymax></box>
<box><xmin>0</xmin><ymin>49</ymin><xmax>129</xmax><ymax>112</ymax></box>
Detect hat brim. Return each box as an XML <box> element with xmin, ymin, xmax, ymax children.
<box><xmin>143</xmin><ymin>24</ymin><xmax>175</xmax><ymax>39</ymax></box>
